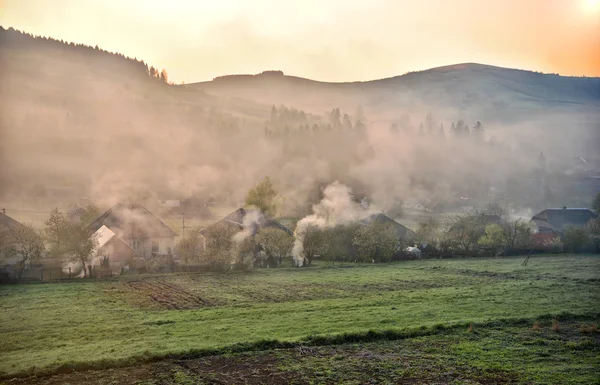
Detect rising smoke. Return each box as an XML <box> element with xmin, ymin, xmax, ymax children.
<box><xmin>232</xmin><ymin>210</ymin><xmax>264</xmax><ymax>244</ymax></box>
<box><xmin>1</xmin><ymin>30</ymin><xmax>599</xmax><ymax>216</ymax></box>
<box><xmin>291</xmin><ymin>181</ymin><xmax>371</xmax><ymax>265</ymax></box>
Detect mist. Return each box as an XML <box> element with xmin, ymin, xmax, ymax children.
<box><xmin>1</xmin><ymin>28</ymin><xmax>599</xmax><ymax>220</ymax></box>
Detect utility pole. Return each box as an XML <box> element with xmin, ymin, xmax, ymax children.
<box><xmin>182</xmin><ymin>212</ymin><xmax>185</xmax><ymax>238</ymax></box>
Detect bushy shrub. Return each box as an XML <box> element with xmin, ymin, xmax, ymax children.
<box><xmin>543</xmin><ymin>236</ymin><xmax>564</xmax><ymax>253</ymax></box>
<box><xmin>563</xmin><ymin>226</ymin><xmax>590</xmax><ymax>253</ymax></box>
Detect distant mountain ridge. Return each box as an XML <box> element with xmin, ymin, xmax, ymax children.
<box><xmin>205</xmin><ymin>63</ymin><xmax>599</xmax><ymax>85</ymax></box>
<box><xmin>188</xmin><ymin>63</ymin><xmax>600</xmax><ymax>122</ymax></box>
<box><xmin>1</xmin><ymin>26</ymin><xmax>599</xmax><ymax>210</ymax></box>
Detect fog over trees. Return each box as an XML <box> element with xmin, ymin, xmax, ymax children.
<box><xmin>1</xmin><ymin>27</ymin><xmax>599</xmax><ymax>218</ymax></box>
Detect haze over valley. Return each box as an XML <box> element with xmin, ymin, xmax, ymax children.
<box><xmin>1</xmin><ymin>27</ymin><xmax>599</xmax><ymax>220</ymax></box>
<box><xmin>2</xmin><ymin>2</ymin><xmax>600</xmax><ymax>383</ymax></box>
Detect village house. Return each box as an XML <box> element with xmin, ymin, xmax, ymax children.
<box><xmin>359</xmin><ymin>213</ymin><xmax>415</xmax><ymax>241</ymax></box>
<box><xmin>0</xmin><ymin>211</ymin><xmax>26</xmax><ymax>280</ymax></box>
<box><xmin>0</xmin><ymin>210</ymin><xmax>23</xmax><ymax>232</ymax></box>
<box><xmin>87</xmin><ymin>203</ymin><xmax>177</xmax><ymax>258</ymax></box>
<box><xmin>92</xmin><ymin>225</ymin><xmax>142</xmax><ymax>272</ymax></box>
<box><xmin>530</xmin><ymin>207</ymin><xmax>597</xmax><ymax>243</ymax></box>
<box><xmin>200</xmin><ymin>208</ymin><xmax>292</xmax><ymax>237</ymax></box>
<box><xmin>199</xmin><ymin>208</ymin><xmax>292</xmax><ymax>251</ymax></box>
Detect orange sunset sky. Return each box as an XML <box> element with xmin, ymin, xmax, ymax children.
<box><xmin>1</xmin><ymin>0</ymin><xmax>599</xmax><ymax>83</ymax></box>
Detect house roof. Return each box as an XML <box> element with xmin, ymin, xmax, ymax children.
<box><xmin>0</xmin><ymin>212</ymin><xmax>24</xmax><ymax>229</ymax></box>
<box><xmin>531</xmin><ymin>208</ymin><xmax>597</xmax><ymax>233</ymax></box>
<box><xmin>87</xmin><ymin>203</ymin><xmax>177</xmax><ymax>238</ymax></box>
<box><xmin>200</xmin><ymin>208</ymin><xmax>292</xmax><ymax>236</ymax></box>
<box><xmin>93</xmin><ymin>225</ymin><xmax>139</xmax><ymax>255</ymax></box>
<box><xmin>67</xmin><ymin>204</ymin><xmax>86</xmax><ymax>217</ymax></box>
<box><xmin>94</xmin><ymin>225</ymin><xmax>117</xmax><ymax>249</ymax></box>
<box><xmin>360</xmin><ymin>213</ymin><xmax>415</xmax><ymax>239</ymax></box>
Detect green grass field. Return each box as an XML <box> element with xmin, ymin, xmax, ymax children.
<box><xmin>1</xmin><ymin>255</ymin><xmax>599</xmax><ymax>383</ymax></box>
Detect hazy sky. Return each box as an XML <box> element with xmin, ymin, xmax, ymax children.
<box><xmin>1</xmin><ymin>0</ymin><xmax>599</xmax><ymax>82</ymax></box>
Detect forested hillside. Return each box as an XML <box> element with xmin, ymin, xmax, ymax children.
<box><xmin>1</xmin><ymin>27</ymin><xmax>599</xmax><ymax>215</ymax></box>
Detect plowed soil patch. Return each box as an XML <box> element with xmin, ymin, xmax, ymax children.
<box><xmin>127</xmin><ymin>280</ymin><xmax>211</xmax><ymax>310</ymax></box>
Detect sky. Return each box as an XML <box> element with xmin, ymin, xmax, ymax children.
<box><xmin>1</xmin><ymin>0</ymin><xmax>599</xmax><ymax>83</ymax></box>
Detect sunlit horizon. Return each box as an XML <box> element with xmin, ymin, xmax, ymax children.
<box><xmin>1</xmin><ymin>0</ymin><xmax>599</xmax><ymax>83</ymax></box>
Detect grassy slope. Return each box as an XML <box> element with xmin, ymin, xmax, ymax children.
<box><xmin>0</xmin><ymin>255</ymin><xmax>598</xmax><ymax>377</ymax></box>
<box><xmin>4</xmin><ymin>318</ymin><xmax>599</xmax><ymax>384</ymax></box>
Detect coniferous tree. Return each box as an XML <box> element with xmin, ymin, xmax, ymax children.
<box><xmin>355</xmin><ymin>120</ymin><xmax>366</xmax><ymax>133</ymax></box>
<box><xmin>330</xmin><ymin>108</ymin><xmax>341</xmax><ymax>128</ymax></box>
<box><xmin>472</xmin><ymin>121</ymin><xmax>484</xmax><ymax>140</ymax></box>
<box><xmin>425</xmin><ymin>113</ymin><xmax>435</xmax><ymax>135</ymax></box>
<box><xmin>270</xmin><ymin>105</ymin><xmax>277</xmax><ymax>123</ymax></box>
<box><xmin>342</xmin><ymin>114</ymin><xmax>353</xmax><ymax>130</ymax></box>
<box><xmin>355</xmin><ymin>105</ymin><xmax>365</xmax><ymax>123</ymax></box>
<box><xmin>160</xmin><ymin>69</ymin><xmax>168</xmax><ymax>83</ymax></box>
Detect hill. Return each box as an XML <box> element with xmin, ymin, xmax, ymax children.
<box><xmin>1</xmin><ymin>27</ymin><xmax>599</xmax><ymax>214</ymax></box>
<box><xmin>0</xmin><ymin>27</ymin><xmax>273</xmax><ymax>207</ymax></box>
<box><xmin>188</xmin><ymin>63</ymin><xmax>600</xmax><ymax>123</ymax></box>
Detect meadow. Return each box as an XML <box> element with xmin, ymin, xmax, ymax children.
<box><xmin>1</xmin><ymin>255</ymin><xmax>599</xmax><ymax>383</ymax></box>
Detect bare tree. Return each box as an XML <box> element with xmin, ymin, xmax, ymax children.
<box><xmin>203</xmin><ymin>223</ymin><xmax>237</xmax><ymax>270</ymax></box>
<box><xmin>174</xmin><ymin>228</ymin><xmax>203</xmax><ymax>268</ymax></box>
<box><xmin>1</xmin><ymin>223</ymin><xmax>44</xmax><ymax>282</ymax></box>
<box><xmin>255</xmin><ymin>227</ymin><xmax>293</xmax><ymax>266</ymax></box>
<box><xmin>563</xmin><ymin>226</ymin><xmax>590</xmax><ymax>253</ymax></box>
<box><xmin>234</xmin><ymin>236</ymin><xmax>258</xmax><ymax>270</ymax></box>
<box><xmin>500</xmin><ymin>220</ymin><xmax>533</xmax><ymax>250</ymax></box>
<box><xmin>44</xmin><ymin>209</ymin><xmax>97</xmax><ymax>276</ymax></box>
<box><xmin>446</xmin><ymin>214</ymin><xmax>486</xmax><ymax>254</ymax></box>
<box><xmin>411</xmin><ymin>218</ymin><xmax>446</xmax><ymax>256</ymax></box>
<box><xmin>483</xmin><ymin>202</ymin><xmax>507</xmax><ymax>217</ymax></box>
<box><xmin>479</xmin><ymin>220</ymin><xmax>534</xmax><ymax>255</ymax></box>
<box><xmin>301</xmin><ymin>225</ymin><xmax>330</xmax><ymax>265</ymax></box>
<box><xmin>352</xmin><ymin>223</ymin><xmax>399</xmax><ymax>263</ymax></box>
<box><xmin>63</xmin><ymin>223</ymin><xmax>97</xmax><ymax>278</ymax></box>
<box><xmin>323</xmin><ymin>224</ymin><xmax>358</xmax><ymax>263</ymax></box>
<box><xmin>44</xmin><ymin>208</ymin><xmax>69</xmax><ymax>260</ymax></box>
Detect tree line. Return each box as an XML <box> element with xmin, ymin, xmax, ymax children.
<box><xmin>0</xmin><ymin>27</ymin><xmax>170</xmax><ymax>84</ymax></box>
<box><xmin>264</xmin><ymin>105</ymin><xmax>366</xmax><ymax>137</ymax></box>
<box><xmin>2</xmin><ymin>190</ymin><xmax>598</xmax><ymax>281</ymax></box>
<box><xmin>391</xmin><ymin>113</ymin><xmax>486</xmax><ymax>140</ymax></box>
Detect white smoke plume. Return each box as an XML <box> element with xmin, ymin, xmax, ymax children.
<box><xmin>291</xmin><ymin>181</ymin><xmax>370</xmax><ymax>265</ymax></box>
<box><xmin>232</xmin><ymin>210</ymin><xmax>263</xmax><ymax>244</ymax></box>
